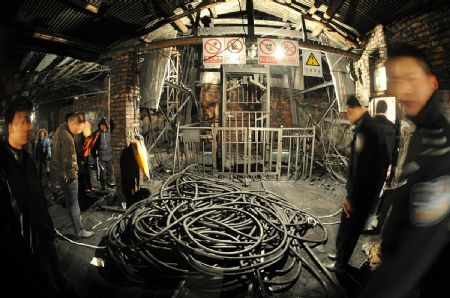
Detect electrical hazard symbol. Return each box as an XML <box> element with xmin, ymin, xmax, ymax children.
<box><xmin>302</xmin><ymin>50</ymin><xmax>322</xmax><ymax>77</ymax></box>
<box><xmin>306</xmin><ymin>53</ymin><xmax>320</xmax><ymax>66</ymax></box>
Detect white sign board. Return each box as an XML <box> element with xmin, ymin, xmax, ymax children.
<box><xmin>203</xmin><ymin>37</ymin><xmax>246</xmax><ymax>65</ymax></box>
<box><xmin>203</xmin><ymin>38</ymin><xmax>224</xmax><ymax>65</ymax></box>
<box><xmin>257</xmin><ymin>38</ymin><xmax>299</xmax><ymax>66</ymax></box>
<box><xmin>302</xmin><ymin>50</ymin><xmax>322</xmax><ymax>77</ymax></box>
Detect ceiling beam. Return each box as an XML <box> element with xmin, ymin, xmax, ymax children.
<box><xmin>151</xmin><ymin>0</ymin><xmax>188</xmax><ymax>33</ymax></box>
<box><xmin>324</xmin><ymin>0</ymin><xmax>346</xmax><ymax>21</ymax></box>
<box><xmin>142</xmin><ymin>36</ymin><xmax>361</xmax><ymax>60</ymax></box>
<box><xmin>35</xmin><ymin>54</ymin><xmax>57</xmax><ymax>72</ymax></box>
<box><xmin>246</xmin><ymin>0</ymin><xmax>256</xmax><ymax>43</ymax></box>
<box><xmin>60</xmin><ymin>0</ymin><xmax>136</xmax><ymax>35</ymax></box>
<box><xmin>32</xmin><ymin>32</ymin><xmax>102</xmax><ymax>53</ymax></box>
<box><xmin>272</xmin><ymin>1</ymin><xmax>358</xmax><ymax>48</ymax></box>
<box><xmin>60</xmin><ymin>0</ymin><xmax>99</xmax><ymax>14</ymax></box>
<box><xmin>298</xmin><ymin>81</ymin><xmax>334</xmax><ymax>94</ymax></box>
<box><xmin>209</xmin><ymin>7</ymin><xmax>217</xmax><ymax>18</ymax></box>
<box><xmin>134</xmin><ymin>0</ymin><xmax>221</xmax><ymax>42</ymax></box>
<box><xmin>213</xmin><ymin>18</ymin><xmax>287</xmax><ymax>27</ymax></box>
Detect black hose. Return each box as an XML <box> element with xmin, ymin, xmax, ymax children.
<box><xmin>106</xmin><ymin>166</ymin><xmax>332</xmax><ymax>295</ymax></box>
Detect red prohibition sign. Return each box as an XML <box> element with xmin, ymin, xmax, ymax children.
<box><xmin>227</xmin><ymin>39</ymin><xmax>243</xmax><ymax>53</ymax></box>
<box><xmin>204</xmin><ymin>38</ymin><xmax>222</xmax><ymax>54</ymax></box>
<box><xmin>259</xmin><ymin>38</ymin><xmax>276</xmax><ymax>55</ymax></box>
<box><xmin>282</xmin><ymin>41</ymin><xmax>297</xmax><ymax>56</ymax></box>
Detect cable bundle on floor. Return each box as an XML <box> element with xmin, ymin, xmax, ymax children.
<box><xmin>106</xmin><ymin>165</ymin><xmax>330</xmax><ymax>295</ymax></box>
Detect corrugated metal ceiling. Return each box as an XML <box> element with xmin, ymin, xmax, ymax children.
<box><xmin>8</xmin><ymin>0</ymin><xmax>440</xmax><ymax>60</ymax></box>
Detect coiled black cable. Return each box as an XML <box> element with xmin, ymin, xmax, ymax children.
<box><xmin>106</xmin><ymin>165</ymin><xmax>331</xmax><ymax>296</ymax></box>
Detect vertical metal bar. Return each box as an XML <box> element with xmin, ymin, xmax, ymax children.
<box><xmin>269</xmin><ymin>131</ymin><xmax>273</xmax><ymax>171</ymax></box>
<box><xmin>222</xmin><ymin>130</ymin><xmax>225</xmax><ymax>173</ymax></box>
<box><xmin>173</xmin><ymin>124</ymin><xmax>180</xmax><ymax>174</ymax></box>
<box><xmin>310</xmin><ymin>127</ymin><xmax>315</xmax><ymax>179</ymax></box>
<box><xmin>235</xmin><ymin>128</ymin><xmax>238</xmax><ymax>174</ymax></box>
<box><xmin>276</xmin><ymin>130</ymin><xmax>282</xmax><ymax>180</ymax></box>
<box><xmin>302</xmin><ymin>137</ymin><xmax>307</xmax><ymax>178</ymax></box>
<box><xmin>214</xmin><ymin>127</ymin><xmax>217</xmax><ymax>176</ymax></box>
<box><xmin>287</xmin><ymin>136</ymin><xmax>292</xmax><ymax>179</ymax></box>
<box><xmin>262</xmin><ymin>130</ymin><xmax>266</xmax><ymax>173</ymax></box>
<box><xmin>229</xmin><ymin>129</ymin><xmax>232</xmax><ymax>174</ymax></box>
<box><xmin>295</xmin><ymin>136</ymin><xmax>300</xmax><ymax>180</ymax></box>
<box><xmin>202</xmin><ymin>139</ymin><xmax>205</xmax><ymax>176</ymax></box>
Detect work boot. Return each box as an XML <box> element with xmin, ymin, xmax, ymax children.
<box><xmin>325</xmin><ymin>261</ymin><xmax>346</xmax><ymax>273</ymax></box>
<box><xmin>77</xmin><ymin>230</ymin><xmax>95</xmax><ymax>239</ymax></box>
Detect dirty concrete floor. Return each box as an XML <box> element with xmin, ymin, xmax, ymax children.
<box><xmin>48</xmin><ymin>173</ymin><xmax>380</xmax><ymax>298</ymax></box>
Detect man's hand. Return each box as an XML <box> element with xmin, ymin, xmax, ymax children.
<box><xmin>343</xmin><ymin>198</ymin><xmax>351</xmax><ymax>218</ymax></box>
<box><xmin>66</xmin><ymin>170</ymin><xmax>78</xmax><ymax>183</ymax></box>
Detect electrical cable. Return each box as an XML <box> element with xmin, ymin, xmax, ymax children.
<box><xmin>54</xmin><ymin>228</ymin><xmax>107</xmax><ymax>249</ymax></box>
<box><xmin>105</xmin><ymin>165</ymin><xmax>334</xmax><ymax>295</ymax></box>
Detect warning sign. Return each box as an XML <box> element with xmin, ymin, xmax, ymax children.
<box><xmin>227</xmin><ymin>38</ymin><xmax>243</xmax><ymax>53</ymax></box>
<box><xmin>258</xmin><ymin>38</ymin><xmax>299</xmax><ymax>66</ymax></box>
<box><xmin>224</xmin><ymin>38</ymin><xmax>246</xmax><ymax>64</ymax></box>
<box><xmin>279</xmin><ymin>40</ymin><xmax>299</xmax><ymax>66</ymax></box>
<box><xmin>203</xmin><ymin>38</ymin><xmax>224</xmax><ymax>65</ymax></box>
<box><xmin>203</xmin><ymin>37</ymin><xmax>246</xmax><ymax>65</ymax></box>
<box><xmin>303</xmin><ymin>50</ymin><xmax>322</xmax><ymax>77</ymax></box>
<box><xmin>282</xmin><ymin>41</ymin><xmax>297</xmax><ymax>56</ymax></box>
<box><xmin>204</xmin><ymin>38</ymin><xmax>222</xmax><ymax>54</ymax></box>
<box><xmin>306</xmin><ymin>52</ymin><xmax>320</xmax><ymax>66</ymax></box>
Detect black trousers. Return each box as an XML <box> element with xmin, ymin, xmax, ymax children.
<box><xmin>99</xmin><ymin>159</ymin><xmax>114</xmax><ymax>187</ymax></box>
<box><xmin>335</xmin><ymin>208</ymin><xmax>370</xmax><ymax>267</ymax></box>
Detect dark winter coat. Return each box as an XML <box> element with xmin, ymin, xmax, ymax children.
<box><xmin>359</xmin><ymin>98</ymin><xmax>450</xmax><ymax>298</ymax></box>
<box><xmin>346</xmin><ymin>112</ymin><xmax>390</xmax><ymax>213</ymax></box>
<box><xmin>0</xmin><ymin>141</ymin><xmax>66</xmax><ymax>296</ymax></box>
<box><xmin>374</xmin><ymin>114</ymin><xmax>396</xmax><ymax>163</ymax></box>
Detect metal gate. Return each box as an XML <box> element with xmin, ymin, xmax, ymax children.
<box><xmin>174</xmin><ymin>126</ymin><xmax>315</xmax><ymax>180</ymax></box>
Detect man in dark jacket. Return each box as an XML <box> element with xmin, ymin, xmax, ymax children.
<box><xmin>359</xmin><ymin>45</ymin><xmax>450</xmax><ymax>298</ymax></box>
<box><xmin>374</xmin><ymin>100</ymin><xmax>396</xmax><ymax>163</ymax></box>
<box><xmin>50</xmin><ymin>112</ymin><xmax>94</xmax><ymax>239</ymax></box>
<box><xmin>326</xmin><ymin>96</ymin><xmax>389</xmax><ymax>273</ymax></box>
<box><xmin>0</xmin><ymin>97</ymin><xmax>78</xmax><ymax>297</ymax></box>
<box><xmin>93</xmin><ymin>117</ymin><xmax>115</xmax><ymax>190</ymax></box>
<box><xmin>35</xmin><ymin>128</ymin><xmax>52</xmax><ymax>185</ymax></box>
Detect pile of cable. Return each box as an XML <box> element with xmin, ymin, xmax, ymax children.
<box><xmin>106</xmin><ymin>165</ymin><xmax>329</xmax><ymax>295</ymax></box>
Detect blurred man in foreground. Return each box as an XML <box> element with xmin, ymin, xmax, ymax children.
<box><xmin>0</xmin><ymin>97</ymin><xmax>78</xmax><ymax>297</ymax></box>
<box><xmin>359</xmin><ymin>44</ymin><xmax>450</xmax><ymax>298</ymax></box>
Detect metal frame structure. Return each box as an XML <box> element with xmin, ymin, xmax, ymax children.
<box><xmin>221</xmin><ymin>65</ymin><xmax>271</xmax><ymax>128</ymax></box>
<box><xmin>173</xmin><ymin>125</ymin><xmax>316</xmax><ymax>181</ymax></box>
<box><xmin>148</xmin><ymin>47</ymin><xmax>199</xmax><ymax>151</ymax></box>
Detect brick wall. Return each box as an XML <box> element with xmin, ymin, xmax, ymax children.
<box><xmin>73</xmin><ymin>93</ymin><xmax>108</xmax><ymax>132</ymax></box>
<box><xmin>384</xmin><ymin>3</ymin><xmax>450</xmax><ymax>89</ymax></box>
<box><xmin>103</xmin><ymin>49</ymin><xmax>142</xmax><ymax>202</ymax></box>
<box><xmin>199</xmin><ymin>84</ymin><xmax>294</xmax><ymax>128</ymax></box>
<box><xmin>355</xmin><ymin>25</ymin><xmax>387</xmax><ymax>105</ymax></box>
<box><xmin>355</xmin><ymin>3</ymin><xmax>450</xmax><ymax>102</ymax></box>
<box><xmin>200</xmin><ymin>84</ymin><xmax>220</xmax><ymax>122</ymax></box>
<box><xmin>270</xmin><ymin>88</ymin><xmax>293</xmax><ymax>128</ymax></box>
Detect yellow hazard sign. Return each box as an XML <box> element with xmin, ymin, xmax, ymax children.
<box><xmin>306</xmin><ymin>53</ymin><xmax>320</xmax><ymax>66</ymax></box>
<box><xmin>303</xmin><ymin>50</ymin><xmax>322</xmax><ymax>77</ymax></box>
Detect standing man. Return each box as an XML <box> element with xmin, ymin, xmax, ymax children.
<box><xmin>359</xmin><ymin>44</ymin><xmax>450</xmax><ymax>298</ymax></box>
<box><xmin>0</xmin><ymin>97</ymin><xmax>78</xmax><ymax>297</ymax></box>
<box><xmin>93</xmin><ymin>117</ymin><xmax>115</xmax><ymax>191</ymax></box>
<box><xmin>373</xmin><ymin>100</ymin><xmax>396</xmax><ymax>163</ymax></box>
<box><xmin>50</xmin><ymin>112</ymin><xmax>94</xmax><ymax>239</ymax></box>
<box><xmin>327</xmin><ymin>96</ymin><xmax>389</xmax><ymax>273</ymax></box>
<box><xmin>35</xmin><ymin>128</ymin><xmax>52</xmax><ymax>186</ymax></box>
